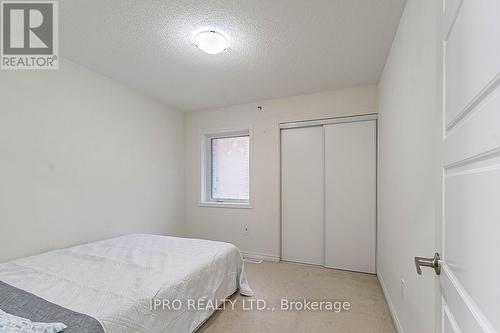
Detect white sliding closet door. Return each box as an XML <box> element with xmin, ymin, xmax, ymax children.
<box><xmin>281</xmin><ymin>126</ymin><xmax>324</xmax><ymax>266</ymax></box>
<box><xmin>324</xmin><ymin>120</ymin><xmax>376</xmax><ymax>273</ymax></box>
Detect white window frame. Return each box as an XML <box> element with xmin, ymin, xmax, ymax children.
<box><xmin>200</xmin><ymin>126</ymin><xmax>252</xmax><ymax>209</ymax></box>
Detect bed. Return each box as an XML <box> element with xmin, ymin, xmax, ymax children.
<box><xmin>0</xmin><ymin>234</ymin><xmax>253</xmax><ymax>332</ymax></box>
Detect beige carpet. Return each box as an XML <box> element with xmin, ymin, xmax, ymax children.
<box><xmin>198</xmin><ymin>261</ymin><xmax>396</xmax><ymax>333</ymax></box>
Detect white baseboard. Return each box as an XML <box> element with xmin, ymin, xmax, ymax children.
<box><xmin>241</xmin><ymin>251</ymin><xmax>280</xmax><ymax>262</ymax></box>
<box><xmin>377</xmin><ymin>272</ymin><xmax>404</xmax><ymax>333</ymax></box>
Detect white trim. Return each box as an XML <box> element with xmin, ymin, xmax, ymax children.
<box><xmin>198</xmin><ymin>202</ymin><xmax>252</xmax><ymax>209</ymax></box>
<box><xmin>241</xmin><ymin>251</ymin><xmax>280</xmax><ymax>263</ymax></box>
<box><xmin>377</xmin><ymin>272</ymin><xmax>405</xmax><ymax>333</ymax></box>
<box><xmin>279</xmin><ymin>113</ymin><xmax>378</xmax><ymax>129</ymax></box>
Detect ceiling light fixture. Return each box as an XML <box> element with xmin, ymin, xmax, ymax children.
<box><xmin>193</xmin><ymin>30</ymin><xmax>228</xmax><ymax>55</ymax></box>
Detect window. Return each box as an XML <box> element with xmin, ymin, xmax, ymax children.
<box><xmin>201</xmin><ymin>128</ymin><xmax>251</xmax><ymax>207</ymax></box>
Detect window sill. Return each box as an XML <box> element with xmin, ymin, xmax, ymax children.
<box><xmin>198</xmin><ymin>202</ymin><xmax>253</xmax><ymax>209</ymax></box>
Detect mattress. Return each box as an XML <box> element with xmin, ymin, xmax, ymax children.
<box><xmin>0</xmin><ymin>234</ymin><xmax>253</xmax><ymax>333</ymax></box>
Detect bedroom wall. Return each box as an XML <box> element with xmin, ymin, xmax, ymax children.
<box><xmin>377</xmin><ymin>0</ymin><xmax>441</xmax><ymax>332</ymax></box>
<box><xmin>0</xmin><ymin>59</ymin><xmax>185</xmax><ymax>262</ymax></box>
<box><xmin>184</xmin><ymin>85</ymin><xmax>378</xmax><ymax>260</ymax></box>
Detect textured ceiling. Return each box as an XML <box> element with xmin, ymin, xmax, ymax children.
<box><xmin>60</xmin><ymin>0</ymin><xmax>406</xmax><ymax>111</ymax></box>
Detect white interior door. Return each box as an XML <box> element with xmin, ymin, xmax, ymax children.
<box><xmin>438</xmin><ymin>0</ymin><xmax>500</xmax><ymax>331</ymax></box>
<box><xmin>281</xmin><ymin>126</ymin><xmax>324</xmax><ymax>265</ymax></box>
<box><xmin>324</xmin><ymin>120</ymin><xmax>376</xmax><ymax>273</ymax></box>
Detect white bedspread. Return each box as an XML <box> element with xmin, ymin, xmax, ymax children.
<box><xmin>0</xmin><ymin>234</ymin><xmax>253</xmax><ymax>333</ymax></box>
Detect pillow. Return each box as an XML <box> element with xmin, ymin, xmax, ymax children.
<box><xmin>0</xmin><ymin>309</ymin><xmax>67</xmax><ymax>333</ymax></box>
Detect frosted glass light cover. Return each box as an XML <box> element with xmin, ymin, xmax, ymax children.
<box><xmin>193</xmin><ymin>31</ymin><xmax>228</xmax><ymax>54</ymax></box>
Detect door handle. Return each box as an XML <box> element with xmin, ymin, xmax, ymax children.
<box><xmin>415</xmin><ymin>253</ymin><xmax>441</xmax><ymax>275</ymax></box>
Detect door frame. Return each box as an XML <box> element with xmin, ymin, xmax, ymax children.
<box><xmin>436</xmin><ymin>0</ymin><xmax>444</xmax><ymax>331</ymax></box>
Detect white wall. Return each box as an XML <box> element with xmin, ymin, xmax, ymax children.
<box><xmin>377</xmin><ymin>1</ymin><xmax>441</xmax><ymax>332</ymax></box>
<box><xmin>0</xmin><ymin>59</ymin><xmax>185</xmax><ymax>262</ymax></box>
<box><xmin>184</xmin><ymin>85</ymin><xmax>378</xmax><ymax>259</ymax></box>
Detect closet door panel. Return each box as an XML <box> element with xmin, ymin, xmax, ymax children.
<box><xmin>324</xmin><ymin>121</ymin><xmax>376</xmax><ymax>273</ymax></box>
<box><xmin>281</xmin><ymin>126</ymin><xmax>324</xmax><ymax>265</ymax></box>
